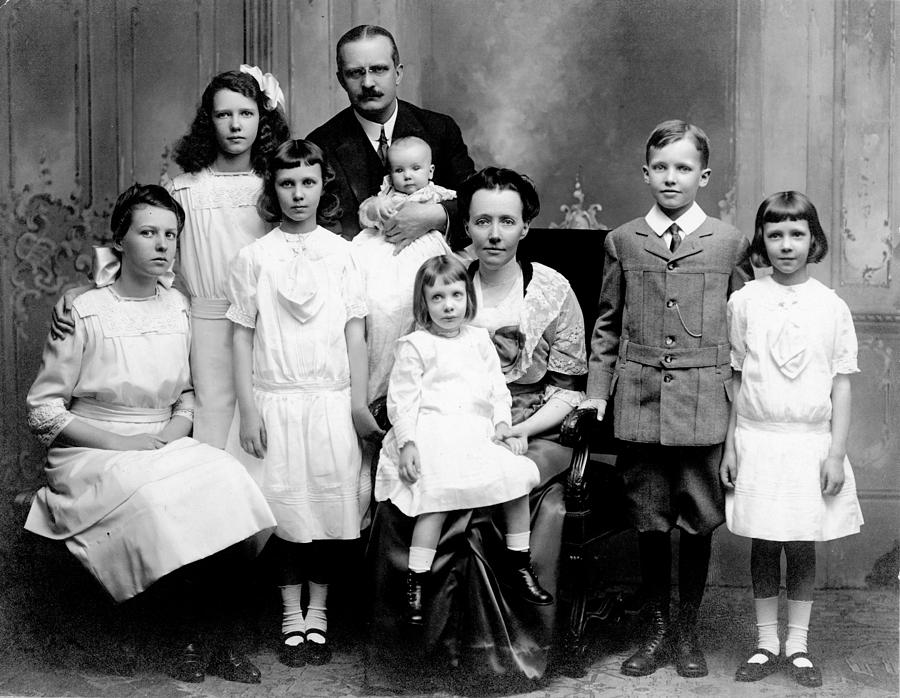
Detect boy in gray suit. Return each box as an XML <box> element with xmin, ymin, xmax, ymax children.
<box><xmin>584</xmin><ymin>120</ymin><xmax>752</xmax><ymax>678</ymax></box>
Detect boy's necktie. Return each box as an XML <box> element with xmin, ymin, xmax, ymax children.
<box><xmin>377</xmin><ymin>127</ymin><xmax>389</xmax><ymax>166</ymax></box>
<box><xmin>668</xmin><ymin>223</ymin><xmax>682</xmax><ymax>253</ymax></box>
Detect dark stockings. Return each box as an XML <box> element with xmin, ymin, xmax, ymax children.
<box><xmin>751</xmin><ymin>538</ymin><xmax>816</xmax><ymax>601</ymax></box>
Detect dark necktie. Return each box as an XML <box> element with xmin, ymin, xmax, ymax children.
<box><xmin>668</xmin><ymin>223</ymin><xmax>682</xmax><ymax>253</ymax></box>
<box><xmin>377</xmin><ymin>127</ymin><xmax>389</xmax><ymax>166</ymax></box>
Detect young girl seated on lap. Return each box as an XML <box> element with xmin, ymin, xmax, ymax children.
<box><xmin>352</xmin><ymin>136</ymin><xmax>455</xmax><ymax>400</ymax></box>
<box><xmin>375</xmin><ymin>255</ymin><xmax>550</xmax><ymax>625</ymax></box>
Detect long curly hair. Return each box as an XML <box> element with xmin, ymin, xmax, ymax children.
<box><xmin>257</xmin><ymin>140</ymin><xmax>342</xmax><ymax>225</ymax></box>
<box><xmin>173</xmin><ymin>71</ymin><xmax>290</xmax><ymax>175</ymax></box>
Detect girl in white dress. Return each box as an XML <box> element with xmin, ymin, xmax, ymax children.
<box><xmin>49</xmin><ymin>67</ymin><xmax>291</xmax><ymax>451</ymax></box>
<box><xmin>25</xmin><ymin>184</ymin><xmax>276</xmax><ymax>683</ymax></box>
<box><xmin>167</xmin><ymin>65</ymin><xmax>291</xmax><ymax>447</ymax></box>
<box><xmin>375</xmin><ymin>255</ymin><xmax>549</xmax><ymax>626</ymax></box>
<box><xmin>226</xmin><ymin>140</ymin><xmax>381</xmax><ymax>668</ymax></box>
<box><xmin>352</xmin><ymin>136</ymin><xmax>454</xmax><ymax>400</ymax></box>
<box><xmin>720</xmin><ymin>192</ymin><xmax>863</xmax><ymax>688</ymax></box>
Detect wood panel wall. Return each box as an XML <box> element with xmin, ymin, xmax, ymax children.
<box><xmin>728</xmin><ymin>0</ymin><xmax>899</xmax><ymax>588</ymax></box>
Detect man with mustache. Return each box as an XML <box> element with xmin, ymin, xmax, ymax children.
<box><xmin>308</xmin><ymin>25</ymin><xmax>475</xmax><ymax>246</ymax></box>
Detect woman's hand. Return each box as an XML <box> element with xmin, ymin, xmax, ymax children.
<box><xmin>399</xmin><ymin>442</ymin><xmax>420</xmax><ymax>484</ymax></box>
<box><xmin>820</xmin><ymin>454</ymin><xmax>845</xmax><ymax>496</ymax></box>
<box><xmin>578</xmin><ymin>397</ymin><xmax>608</xmax><ymax>422</ymax></box>
<box><xmin>113</xmin><ymin>433</ymin><xmax>167</xmax><ymax>451</ymax></box>
<box><xmin>719</xmin><ymin>446</ymin><xmax>738</xmax><ymax>489</ymax></box>
<box><xmin>352</xmin><ymin>405</ymin><xmax>385</xmax><ymax>442</ymax></box>
<box><xmin>493</xmin><ymin>423</ymin><xmax>528</xmax><ymax>455</ymax></box>
<box><xmin>49</xmin><ymin>284</ymin><xmax>92</xmax><ymax>340</ymax></box>
<box><xmin>239</xmin><ymin>409</ymin><xmax>267</xmax><ymax>459</ymax></box>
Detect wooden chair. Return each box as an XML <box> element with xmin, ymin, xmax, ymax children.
<box><xmin>518</xmin><ymin>228</ymin><xmax>628</xmax><ymax>675</ymax></box>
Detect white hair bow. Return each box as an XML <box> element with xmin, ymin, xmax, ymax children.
<box><xmin>240</xmin><ymin>64</ymin><xmax>285</xmax><ymax>111</ymax></box>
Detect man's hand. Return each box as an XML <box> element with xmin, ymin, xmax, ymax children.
<box><xmin>50</xmin><ymin>284</ymin><xmax>92</xmax><ymax>340</ymax></box>
<box><xmin>399</xmin><ymin>442</ymin><xmax>420</xmax><ymax>484</ymax></box>
<box><xmin>382</xmin><ymin>202</ymin><xmax>446</xmax><ymax>253</ymax></box>
<box><xmin>578</xmin><ymin>397</ymin><xmax>608</xmax><ymax>422</ymax></box>
<box><xmin>820</xmin><ymin>454</ymin><xmax>845</xmax><ymax>496</ymax></box>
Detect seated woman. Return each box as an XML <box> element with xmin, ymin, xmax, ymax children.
<box><xmin>366</xmin><ymin>167</ymin><xmax>586</xmax><ymax>687</ymax></box>
<box><xmin>23</xmin><ymin>184</ymin><xmax>276</xmax><ymax>683</ymax></box>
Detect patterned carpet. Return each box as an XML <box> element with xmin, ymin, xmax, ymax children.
<box><xmin>0</xmin><ymin>502</ymin><xmax>896</xmax><ymax>697</ymax></box>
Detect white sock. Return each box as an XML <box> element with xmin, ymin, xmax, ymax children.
<box><xmin>280</xmin><ymin>584</ymin><xmax>306</xmax><ymax>645</ymax></box>
<box><xmin>408</xmin><ymin>546</ymin><xmax>436</xmax><ymax>573</ymax></box>
<box><xmin>748</xmin><ymin>596</ymin><xmax>779</xmax><ymax>662</ymax></box>
<box><xmin>305</xmin><ymin>582</ymin><xmax>328</xmax><ymax>644</ymax></box>
<box><xmin>505</xmin><ymin>531</ymin><xmax>530</xmax><ymax>552</ymax></box>
<box><xmin>786</xmin><ymin>599</ymin><xmax>813</xmax><ymax>667</ymax></box>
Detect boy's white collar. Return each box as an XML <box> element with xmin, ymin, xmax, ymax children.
<box><xmin>645</xmin><ymin>202</ymin><xmax>707</xmax><ymax>237</ymax></box>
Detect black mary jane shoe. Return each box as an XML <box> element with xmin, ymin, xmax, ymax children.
<box><xmin>170</xmin><ymin>641</ymin><xmax>205</xmax><ymax>683</ymax></box>
<box><xmin>734</xmin><ymin>648</ymin><xmax>780</xmax><ymax>682</ymax></box>
<box><xmin>207</xmin><ymin>647</ymin><xmax>262</xmax><ymax>684</ymax></box>
<box><xmin>278</xmin><ymin>631</ymin><xmax>307</xmax><ymax>668</ymax></box>
<box><xmin>304</xmin><ymin>629</ymin><xmax>332</xmax><ymax>665</ymax></box>
<box><xmin>787</xmin><ymin>651</ymin><xmax>823</xmax><ymax>688</ymax></box>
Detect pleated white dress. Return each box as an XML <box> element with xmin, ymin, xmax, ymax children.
<box><xmin>225</xmin><ymin>227</ymin><xmax>370</xmax><ymax>542</ymax></box>
<box><xmin>167</xmin><ymin>169</ymin><xmax>270</xmax><ymax>448</ymax></box>
<box><xmin>725</xmin><ymin>276</ymin><xmax>864</xmax><ymax>541</ymax></box>
<box><xmin>375</xmin><ymin>326</ymin><xmax>539</xmax><ymax>516</ymax></box>
<box><xmin>24</xmin><ymin>285</ymin><xmax>276</xmax><ymax>602</ymax></box>
<box><xmin>351</xmin><ymin>179</ymin><xmax>454</xmax><ymax>401</ymax></box>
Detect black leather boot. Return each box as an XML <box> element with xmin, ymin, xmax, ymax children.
<box><xmin>621</xmin><ymin>603</ymin><xmax>670</xmax><ymax>676</ymax></box>
<box><xmin>170</xmin><ymin>640</ymin><xmax>205</xmax><ymax>683</ymax></box>
<box><xmin>503</xmin><ymin>550</ymin><xmax>553</xmax><ymax>605</ymax></box>
<box><xmin>674</xmin><ymin>604</ymin><xmax>708</xmax><ymax>677</ymax></box>
<box><xmin>406</xmin><ymin>571</ymin><xmax>427</xmax><ymax>626</ymax></box>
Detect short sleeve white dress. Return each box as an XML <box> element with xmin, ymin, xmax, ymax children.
<box><xmin>725</xmin><ymin>276</ymin><xmax>864</xmax><ymax>541</ymax></box>
<box><xmin>24</xmin><ymin>284</ymin><xmax>276</xmax><ymax>602</ymax></box>
<box><xmin>375</xmin><ymin>325</ymin><xmax>540</xmax><ymax>516</ymax></box>
<box><xmin>225</xmin><ymin>226</ymin><xmax>370</xmax><ymax>543</ymax></box>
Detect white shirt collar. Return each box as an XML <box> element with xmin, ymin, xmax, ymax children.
<box><xmin>645</xmin><ymin>202</ymin><xmax>707</xmax><ymax>237</ymax></box>
<box><xmin>354</xmin><ymin>100</ymin><xmax>399</xmax><ymax>151</ymax></box>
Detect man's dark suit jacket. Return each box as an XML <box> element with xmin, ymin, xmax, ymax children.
<box><xmin>307</xmin><ymin>100</ymin><xmax>476</xmax><ymax>244</ymax></box>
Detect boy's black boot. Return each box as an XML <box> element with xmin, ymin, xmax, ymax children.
<box><xmin>621</xmin><ymin>602</ymin><xmax>670</xmax><ymax>676</ymax></box>
<box><xmin>674</xmin><ymin>604</ymin><xmax>707</xmax><ymax>677</ymax></box>
<box><xmin>406</xmin><ymin>571</ymin><xmax>427</xmax><ymax>626</ymax></box>
<box><xmin>675</xmin><ymin>532</ymin><xmax>712</xmax><ymax>677</ymax></box>
<box><xmin>503</xmin><ymin>550</ymin><xmax>553</xmax><ymax>605</ymax></box>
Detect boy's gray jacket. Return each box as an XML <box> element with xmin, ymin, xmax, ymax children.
<box><xmin>588</xmin><ymin>216</ymin><xmax>752</xmax><ymax>446</ymax></box>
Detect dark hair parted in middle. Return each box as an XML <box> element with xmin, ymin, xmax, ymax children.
<box><xmin>257</xmin><ymin>139</ymin><xmax>342</xmax><ymax>224</ymax></box>
<box><xmin>173</xmin><ymin>70</ymin><xmax>291</xmax><ymax>176</ymax></box>
<box><xmin>750</xmin><ymin>191</ymin><xmax>828</xmax><ymax>267</ymax></box>
<box><xmin>457</xmin><ymin>167</ymin><xmax>541</xmax><ymax>224</ymax></box>
<box><xmin>412</xmin><ymin>255</ymin><xmax>477</xmax><ymax>330</ymax></box>
<box><xmin>110</xmin><ymin>183</ymin><xmax>185</xmax><ymax>246</ymax></box>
